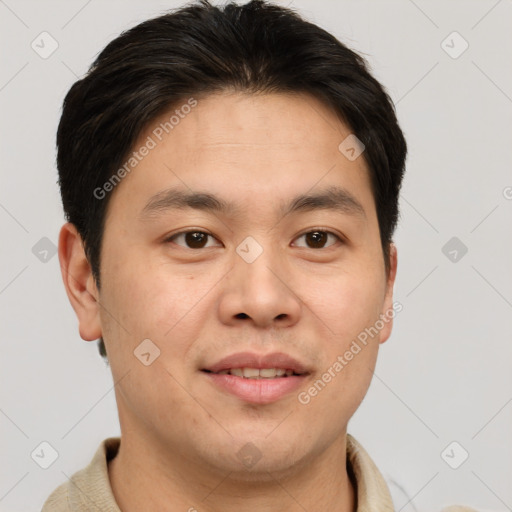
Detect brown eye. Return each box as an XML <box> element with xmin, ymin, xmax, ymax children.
<box><xmin>167</xmin><ymin>231</ymin><xmax>220</xmax><ymax>249</ymax></box>
<box><xmin>293</xmin><ymin>230</ymin><xmax>341</xmax><ymax>249</ymax></box>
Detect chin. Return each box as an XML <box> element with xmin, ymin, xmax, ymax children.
<box><xmin>204</xmin><ymin>435</ymin><xmax>315</xmax><ymax>482</ymax></box>
<box><xmin>219</xmin><ymin>454</ymin><xmax>309</xmax><ymax>484</ymax></box>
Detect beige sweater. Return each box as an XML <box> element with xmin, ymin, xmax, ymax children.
<box><xmin>41</xmin><ymin>434</ymin><xmax>477</xmax><ymax>511</ymax></box>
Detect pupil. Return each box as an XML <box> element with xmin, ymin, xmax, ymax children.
<box><xmin>307</xmin><ymin>231</ymin><xmax>326</xmax><ymax>248</ymax></box>
<box><xmin>186</xmin><ymin>232</ymin><xmax>207</xmax><ymax>248</ymax></box>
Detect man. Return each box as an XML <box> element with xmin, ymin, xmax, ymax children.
<box><xmin>42</xmin><ymin>0</ymin><xmax>475</xmax><ymax>510</ymax></box>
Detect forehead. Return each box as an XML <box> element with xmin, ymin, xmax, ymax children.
<box><xmin>160</xmin><ymin>91</ymin><xmax>352</xmax><ymax>154</ymax></box>
<box><xmin>106</xmin><ymin>91</ymin><xmax>376</xmax><ymax>222</ymax></box>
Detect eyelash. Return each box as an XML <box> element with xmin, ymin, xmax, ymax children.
<box><xmin>164</xmin><ymin>228</ymin><xmax>344</xmax><ymax>250</ymax></box>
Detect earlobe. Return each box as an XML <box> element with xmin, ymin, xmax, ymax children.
<box><xmin>379</xmin><ymin>243</ymin><xmax>398</xmax><ymax>345</ymax></box>
<box><xmin>58</xmin><ymin>223</ymin><xmax>102</xmax><ymax>341</ymax></box>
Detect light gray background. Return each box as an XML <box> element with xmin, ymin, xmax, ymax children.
<box><xmin>1</xmin><ymin>1</ymin><xmax>511</xmax><ymax>511</ymax></box>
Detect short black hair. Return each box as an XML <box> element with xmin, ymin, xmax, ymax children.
<box><xmin>57</xmin><ymin>0</ymin><xmax>407</xmax><ymax>361</ymax></box>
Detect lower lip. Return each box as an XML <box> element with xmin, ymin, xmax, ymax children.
<box><xmin>202</xmin><ymin>372</ymin><xmax>307</xmax><ymax>404</ymax></box>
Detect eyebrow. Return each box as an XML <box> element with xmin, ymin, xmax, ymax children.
<box><xmin>140</xmin><ymin>185</ymin><xmax>366</xmax><ymax>220</ymax></box>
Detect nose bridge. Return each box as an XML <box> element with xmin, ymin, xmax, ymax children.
<box><xmin>237</xmin><ymin>242</ymin><xmax>283</xmax><ymax>293</ymax></box>
<box><xmin>236</xmin><ymin>236</ymin><xmax>284</xmax><ymax>295</ymax></box>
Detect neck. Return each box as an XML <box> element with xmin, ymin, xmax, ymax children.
<box><xmin>108</xmin><ymin>431</ymin><xmax>356</xmax><ymax>512</ymax></box>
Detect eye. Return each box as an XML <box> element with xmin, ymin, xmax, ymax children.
<box><xmin>165</xmin><ymin>229</ymin><xmax>342</xmax><ymax>250</ymax></box>
<box><xmin>292</xmin><ymin>229</ymin><xmax>342</xmax><ymax>249</ymax></box>
<box><xmin>165</xmin><ymin>230</ymin><xmax>222</xmax><ymax>249</ymax></box>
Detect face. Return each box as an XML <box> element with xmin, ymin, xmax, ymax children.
<box><xmin>69</xmin><ymin>91</ymin><xmax>397</xmax><ymax>479</ymax></box>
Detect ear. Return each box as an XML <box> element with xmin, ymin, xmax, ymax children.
<box><xmin>378</xmin><ymin>242</ymin><xmax>398</xmax><ymax>345</ymax></box>
<box><xmin>58</xmin><ymin>223</ymin><xmax>102</xmax><ymax>341</ymax></box>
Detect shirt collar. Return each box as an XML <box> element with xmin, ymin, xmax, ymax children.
<box><xmin>346</xmin><ymin>433</ymin><xmax>395</xmax><ymax>511</ymax></box>
<box><xmin>66</xmin><ymin>436</ymin><xmax>121</xmax><ymax>512</ymax></box>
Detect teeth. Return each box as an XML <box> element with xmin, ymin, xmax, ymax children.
<box><xmin>243</xmin><ymin>367</ymin><xmax>261</xmax><ymax>378</ymax></box>
<box><xmin>217</xmin><ymin>368</ymin><xmax>297</xmax><ymax>378</ymax></box>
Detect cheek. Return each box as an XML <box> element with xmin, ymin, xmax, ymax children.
<box><xmin>101</xmin><ymin>255</ymin><xmax>201</xmax><ymax>333</ymax></box>
<box><xmin>98</xmin><ymin>263</ymin><xmax>216</xmax><ymax>435</ymax></box>
<box><xmin>98</xmin><ymin>255</ymin><xmax>228</xmax><ymax>378</ymax></box>
<box><xmin>303</xmin><ymin>267</ymin><xmax>384</xmax><ymax>347</ymax></box>
<box><xmin>297</xmin><ymin>266</ymin><xmax>384</xmax><ymax>410</ymax></box>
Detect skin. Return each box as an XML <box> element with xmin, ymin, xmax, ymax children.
<box><xmin>59</xmin><ymin>91</ymin><xmax>397</xmax><ymax>512</ymax></box>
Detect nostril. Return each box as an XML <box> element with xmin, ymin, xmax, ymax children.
<box><xmin>236</xmin><ymin>313</ymin><xmax>249</xmax><ymax>319</ymax></box>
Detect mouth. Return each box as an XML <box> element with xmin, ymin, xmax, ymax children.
<box><xmin>201</xmin><ymin>368</ymin><xmax>306</xmax><ymax>378</ymax></box>
<box><xmin>201</xmin><ymin>352</ymin><xmax>311</xmax><ymax>404</ymax></box>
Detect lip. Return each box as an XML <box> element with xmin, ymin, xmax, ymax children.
<box><xmin>203</xmin><ymin>372</ymin><xmax>308</xmax><ymax>404</ymax></box>
<box><xmin>201</xmin><ymin>351</ymin><xmax>311</xmax><ymax>405</ymax></box>
<box><xmin>202</xmin><ymin>351</ymin><xmax>310</xmax><ymax>374</ymax></box>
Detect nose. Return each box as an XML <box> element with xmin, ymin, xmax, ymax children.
<box><xmin>217</xmin><ymin>246</ymin><xmax>302</xmax><ymax>329</ymax></box>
